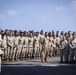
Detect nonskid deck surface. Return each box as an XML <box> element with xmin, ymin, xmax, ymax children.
<box><xmin>1</xmin><ymin>57</ymin><xmax>76</xmax><ymax>75</ymax></box>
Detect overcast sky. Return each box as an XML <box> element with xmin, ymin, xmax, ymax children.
<box><xmin>0</xmin><ymin>0</ymin><xmax>76</xmax><ymax>32</ymax></box>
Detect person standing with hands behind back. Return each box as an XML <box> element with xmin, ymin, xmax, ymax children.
<box><xmin>59</xmin><ymin>36</ymin><xmax>68</xmax><ymax>63</ymax></box>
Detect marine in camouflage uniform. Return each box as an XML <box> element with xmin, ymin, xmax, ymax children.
<box><xmin>52</xmin><ymin>35</ymin><xmax>56</xmax><ymax>56</ymax></box>
<box><xmin>69</xmin><ymin>32</ymin><xmax>76</xmax><ymax>63</ymax></box>
<box><xmin>67</xmin><ymin>31</ymin><xmax>73</xmax><ymax>63</ymax></box>
<box><xmin>45</xmin><ymin>32</ymin><xmax>49</xmax><ymax>57</ymax></box>
<box><xmin>39</xmin><ymin>30</ymin><xmax>45</xmax><ymax>57</ymax></box>
<box><xmin>56</xmin><ymin>31</ymin><xmax>61</xmax><ymax>56</ymax></box>
<box><xmin>28</xmin><ymin>33</ymin><xmax>34</xmax><ymax>59</ymax></box>
<box><xmin>7</xmin><ymin>31</ymin><xmax>14</xmax><ymax>61</ymax></box>
<box><xmin>14</xmin><ymin>31</ymin><xmax>20</xmax><ymax>61</ymax></box>
<box><xmin>33</xmin><ymin>32</ymin><xmax>40</xmax><ymax>58</ymax></box>
<box><xmin>59</xmin><ymin>36</ymin><xmax>68</xmax><ymax>63</ymax></box>
<box><xmin>0</xmin><ymin>29</ymin><xmax>4</xmax><ymax>64</ymax></box>
<box><xmin>23</xmin><ymin>32</ymin><xmax>28</xmax><ymax>59</ymax></box>
<box><xmin>48</xmin><ymin>32</ymin><xmax>53</xmax><ymax>57</ymax></box>
<box><xmin>1</xmin><ymin>30</ymin><xmax>7</xmax><ymax>62</ymax></box>
<box><xmin>41</xmin><ymin>38</ymin><xmax>49</xmax><ymax>62</ymax></box>
<box><xmin>18</xmin><ymin>32</ymin><xmax>24</xmax><ymax>60</ymax></box>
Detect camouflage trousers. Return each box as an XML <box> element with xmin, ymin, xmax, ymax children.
<box><xmin>69</xmin><ymin>48</ymin><xmax>76</xmax><ymax>61</ymax></box>
<box><xmin>17</xmin><ymin>44</ymin><xmax>22</xmax><ymax>60</ymax></box>
<box><xmin>12</xmin><ymin>46</ymin><xmax>17</xmax><ymax>61</ymax></box>
<box><xmin>41</xmin><ymin>50</ymin><xmax>48</xmax><ymax>62</ymax></box>
<box><xmin>1</xmin><ymin>48</ymin><xmax>7</xmax><ymax>61</ymax></box>
<box><xmin>21</xmin><ymin>46</ymin><xmax>28</xmax><ymax>59</ymax></box>
<box><xmin>60</xmin><ymin>49</ymin><xmax>68</xmax><ymax>62</ymax></box>
<box><xmin>28</xmin><ymin>46</ymin><xmax>33</xmax><ymax>59</ymax></box>
<box><xmin>7</xmin><ymin>46</ymin><xmax>13</xmax><ymax>61</ymax></box>
<box><xmin>48</xmin><ymin>47</ymin><xmax>53</xmax><ymax>57</ymax></box>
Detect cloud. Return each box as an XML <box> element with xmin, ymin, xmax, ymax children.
<box><xmin>70</xmin><ymin>0</ymin><xmax>76</xmax><ymax>12</ymax></box>
<box><xmin>7</xmin><ymin>10</ymin><xmax>17</xmax><ymax>16</ymax></box>
<box><xmin>0</xmin><ymin>10</ymin><xmax>17</xmax><ymax>20</ymax></box>
<box><xmin>55</xmin><ymin>0</ymin><xmax>76</xmax><ymax>12</ymax></box>
<box><xmin>55</xmin><ymin>6</ymin><xmax>66</xmax><ymax>11</ymax></box>
<box><xmin>68</xmin><ymin>0</ymin><xmax>76</xmax><ymax>16</ymax></box>
<box><xmin>55</xmin><ymin>0</ymin><xmax>76</xmax><ymax>17</ymax></box>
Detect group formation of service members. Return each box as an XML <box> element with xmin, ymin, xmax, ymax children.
<box><xmin>0</xmin><ymin>28</ymin><xmax>76</xmax><ymax>63</ymax></box>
